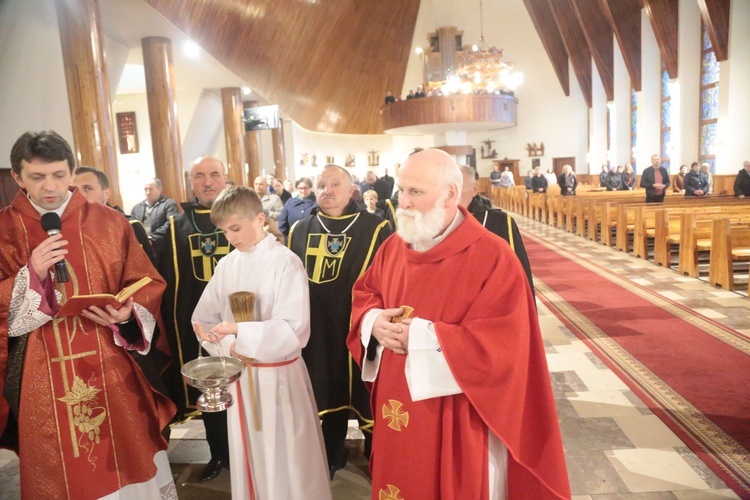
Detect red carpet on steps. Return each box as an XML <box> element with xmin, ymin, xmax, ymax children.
<box><xmin>523</xmin><ymin>231</ymin><xmax>750</xmax><ymax>498</ymax></box>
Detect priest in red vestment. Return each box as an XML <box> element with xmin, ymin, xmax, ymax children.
<box><xmin>0</xmin><ymin>131</ymin><xmax>176</xmax><ymax>499</ymax></box>
<box><xmin>347</xmin><ymin>149</ymin><xmax>570</xmax><ymax>499</ymax></box>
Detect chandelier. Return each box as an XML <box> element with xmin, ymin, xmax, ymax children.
<box><xmin>437</xmin><ymin>0</ymin><xmax>523</xmax><ymax>95</ymax></box>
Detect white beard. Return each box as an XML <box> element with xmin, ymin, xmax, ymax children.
<box><xmin>397</xmin><ymin>195</ymin><xmax>449</xmax><ymax>246</ymax></box>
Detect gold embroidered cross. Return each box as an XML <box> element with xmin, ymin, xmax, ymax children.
<box><xmin>382</xmin><ymin>399</ymin><xmax>409</xmax><ymax>432</ymax></box>
<box><xmin>379</xmin><ymin>484</ymin><xmax>404</xmax><ymax>500</ymax></box>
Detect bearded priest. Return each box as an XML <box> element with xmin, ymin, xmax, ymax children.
<box><xmin>0</xmin><ymin>130</ymin><xmax>175</xmax><ymax>499</ymax></box>
<box><xmin>347</xmin><ymin>149</ymin><xmax>570</xmax><ymax>499</ymax></box>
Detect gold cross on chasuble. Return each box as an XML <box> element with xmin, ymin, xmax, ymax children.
<box><xmin>49</xmin><ymin>318</ymin><xmax>100</xmax><ymax>459</ymax></box>
<box><xmin>381</xmin><ymin>399</ymin><xmax>409</xmax><ymax>431</ymax></box>
<box><xmin>379</xmin><ymin>484</ymin><xmax>405</xmax><ymax>500</ymax></box>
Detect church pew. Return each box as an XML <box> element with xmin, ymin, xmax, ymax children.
<box><xmin>616</xmin><ymin>196</ymin><xmax>746</xmax><ymax>255</ymax></box>
<box><xmin>652</xmin><ymin>205</ymin><xmax>750</xmax><ymax>267</ymax></box>
<box><xmin>709</xmin><ymin>219</ymin><xmax>750</xmax><ymax>292</ymax></box>
<box><xmin>634</xmin><ymin>201</ymin><xmax>750</xmax><ymax>260</ymax></box>
<box><xmin>679</xmin><ymin>212</ymin><xmax>750</xmax><ymax>277</ymax></box>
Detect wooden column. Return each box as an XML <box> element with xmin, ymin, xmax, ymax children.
<box><xmin>56</xmin><ymin>0</ymin><xmax>122</xmax><ymax>207</ymax></box>
<box><xmin>142</xmin><ymin>37</ymin><xmax>186</xmax><ymax>203</ymax></box>
<box><xmin>243</xmin><ymin>100</ymin><xmax>261</xmax><ymax>184</ymax></box>
<box><xmin>221</xmin><ymin>88</ymin><xmax>247</xmax><ymax>186</ymax></box>
<box><xmin>272</xmin><ymin>120</ymin><xmax>286</xmax><ymax>180</ymax></box>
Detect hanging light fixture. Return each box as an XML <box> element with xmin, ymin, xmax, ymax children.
<box><xmin>449</xmin><ymin>0</ymin><xmax>523</xmax><ymax>94</ymax></box>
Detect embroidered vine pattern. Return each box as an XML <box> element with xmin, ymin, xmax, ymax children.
<box><xmin>57</xmin><ymin>375</ymin><xmax>107</xmax><ymax>469</ymax></box>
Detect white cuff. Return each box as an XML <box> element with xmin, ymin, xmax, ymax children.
<box><xmin>235</xmin><ymin>322</ymin><xmax>263</xmax><ymax>359</ymax></box>
<box><xmin>405</xmin><ymin>318</ymin><xmax>462</xmax><ymax>402</ymax></box>
<box><xmin>361</xmin><ymin>308</ymin><xmax>384</xmax><ymax>382</ymax></box>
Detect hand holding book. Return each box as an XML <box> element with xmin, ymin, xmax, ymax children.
<box><xmin>56</xmin><ymin>277</ymin><xmax>152</xmax><ymax>318</ymax></box>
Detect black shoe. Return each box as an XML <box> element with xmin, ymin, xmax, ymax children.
<box><xmin>199</xmin><ymin>458</ymin><xmax>227</xmax><ymax>482</ymax></box>
<box><xmin>328</xmin><ymin>458</ymin><xmax>346</xmax><ymax>481</ymax></box>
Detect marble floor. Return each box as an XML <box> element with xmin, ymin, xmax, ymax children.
<box><xmin>1</xmin><ymin>215</ymin><xmax>748</xmax><ymax>499</ymax></box>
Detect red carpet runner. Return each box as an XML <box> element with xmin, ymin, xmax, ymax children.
<box><xmin>523</xmin><ymin>231</ymin><xmax>750</xmax><ymax>498</ymax></box>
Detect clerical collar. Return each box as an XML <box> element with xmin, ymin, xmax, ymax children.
<box><xmin>410</xmin><ymin>208</ymin><xmax>465</xmax><ymax>253</ymax></box>
<box><xmin>28</xmin><ymin>190</ymin><xmax>71</xmax><ymax>218</ymax></box>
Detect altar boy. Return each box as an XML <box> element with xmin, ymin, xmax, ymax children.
<box><xmin>192</xmin><ymin>186</ymin><xmax>331</xmax><ymax>499</ymax></box>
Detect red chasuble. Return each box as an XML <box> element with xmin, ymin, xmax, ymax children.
<box><xmin>0</xmin><ymin>190</ymin><xmax>175</xmax><ymax>499</ymax></box>
<box><xmin>348</xmin><ymin>209</ymin><xmax>570</xmax><ymax>499</ymax></box>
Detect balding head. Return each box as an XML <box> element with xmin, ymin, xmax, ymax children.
<box><xmin>190</xmin><ymin>156</ymin><xmax>226</xmax><ymax>207</ymax></box>
<box><xmin>396</xmin><ymin>149</ymin><xmax>462</xmax><ymax>247</ymax></box>
<box><xmin>743</xmin><ymin>160</ymin><xmax>750</xmax><ymax>171</ymax></box>
<box><xmin>253</xmin><ymin>176</ymin><xmax>268</xmax><ymax>196</ymax></box>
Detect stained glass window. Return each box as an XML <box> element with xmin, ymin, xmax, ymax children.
<box><xmin>701</xmin><ymin>87</ymin><xmax>719</xmax><ymax>121</ymax></box>
<box><xmin>701</xmin><ymin>51</ymin><xmax>719</xmax><ymax>86</ymax></box>
<box><xmin>700</xmin><ymin>123</ymin><xmax>717</xmax><ymax>156</ymax></box>
<box><xmin>661</xmin><ymin>69</ymin><xmax>671</xmax><ymax>99</ymax></box>
<box><xmin>661</xmin><ymin>100</ymin><xmax>671</xmax><ymax>128</ymax></box>
<box><xmin>699</xmin><ymin>22</ymin><xmax>719</xmax><ymax>171</ymax></box>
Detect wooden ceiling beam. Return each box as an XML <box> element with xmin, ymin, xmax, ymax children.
<box><xmin>643</xmin><ymin>0</ymin><xmax>679</xmax><ymax>78</ymax></box>
<box><xmin>600</xmin><ymin>0</ymin><xmax>643</xmax><ymax>91</ymax></box>
<box><xmin>522</xmin><ymin>0</ymin><xmax>570</xmax><ymax>97</ymax></box>
<box><xmin>144</xmin><ymin>0</ymin><xmax>419</xmax><ymax>134</ymax></box>
<box><xmin>547</xmin><ymin>0</ymin><xmax>593</xmax><ymax>108</ymax></box>
<box><xmin>697</xmin><ymin>0</ymin><xmax>730</xmax><ymax>61</ymax></box>
<box><xmin>571</xmin><ymin>0</ymin><xmax>614</xmax><ymax>101</ymax></box>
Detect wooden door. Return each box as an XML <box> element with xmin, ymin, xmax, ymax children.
<box><xmin>553</xmin><ymin>157</ymin><xmax>575</xmax><ymax>176</ymax></box>
<box><xmin>496</xmin><ymin>159</ymin><xmax>520</xmax><ymax>184</ymax></box>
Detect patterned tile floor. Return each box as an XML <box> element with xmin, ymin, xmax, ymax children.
<box><xmin>1</xmin><ymin>215</ymin><xmax>747</xmax><ymax>499</ymax></box>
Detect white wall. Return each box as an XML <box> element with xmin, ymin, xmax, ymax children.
<box><xmin>290</xmin><ymin>123</ymin><xmax>397</xmax><ymax>182</ymax></box>
<box><xmin>0</xmin><ymin>0</ymin><xmax>72</xmax><ymax>164</ymax></box>
<box><xmin>636</xmin><ymin>9</ymin><xmax>662</xmax><ymax>170</ymax></box>
<box><xmin>675</xmin><ymin>0</ymin><xmax>701</xmax><ymax>170</ymax></box>
<box><xmin>719</xmin><ymin>0</ymin><xmax>750</xmax><ymax>172</ymax></box>
<box><xmin>590</xmin><ymin>58</ymin><xmax>609</xmax><ymax>170</ymax></box>
<box><xmin>612</xmin><ymin>38</ymin><xmax>632</xmax><ymax>168</ymax></box>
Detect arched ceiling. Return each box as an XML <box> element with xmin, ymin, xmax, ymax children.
<box><xmin>522</xmin><ymin>0</ymin><xmax>730</xmax><ymax>108</ymax></box>
<box><xmin>143</xmin><ymin>0</ymin><xmax>421</xmax><ymax>135</ymax></box>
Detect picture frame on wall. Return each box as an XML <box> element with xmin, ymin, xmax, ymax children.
<box><xmin>116</xmin><ymin>112</ymin><xmax>139</xmax><ymax>154</ymax></box>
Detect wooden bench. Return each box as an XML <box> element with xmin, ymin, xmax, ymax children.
<box><xmin>679</xmin><ymin>212</ymin><xmax>750</xmax><ymax>277</ymax></box>
<box><xmin>709</xmin><ymin>219</ymin><xmax>750</xmax><ymax>292</ymax></box>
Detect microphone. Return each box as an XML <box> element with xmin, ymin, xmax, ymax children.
<box><xmin>40</xmin><ymin>212</ymin><xmax>69</xmax><ymax>283</ymax></box>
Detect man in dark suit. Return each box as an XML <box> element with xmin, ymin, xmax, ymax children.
<box><xmin>130</xmin><ymin>178</ymin><xmax>179</xmax><ymax>234</ymax></box>
<box><xmin>639</xmin><ymin>154</ymin><xmax>670</xmax><ymax>203</ymax></box>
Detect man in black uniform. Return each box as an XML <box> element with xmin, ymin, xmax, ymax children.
<box><xmin>459</xmin><ymin>166</ymin><xmax>534</xmax><ymax>296</ymax></box>
<box><xmin>287</xmin><ymin>164</ymin><xmax>392</xmax><ymax>479</ymax></box>
<box><xmin>152</xmin><ymin>156</ymin><xmax>232</xmax><ymax>482</ymax></box>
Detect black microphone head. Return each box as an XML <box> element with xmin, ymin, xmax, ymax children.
<box><xmin>41</xmin><ymin>212</ymin><xmax>62</xmax><ymax>233</ymax></box>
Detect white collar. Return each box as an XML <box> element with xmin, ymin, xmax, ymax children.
<box><xmin>29</xmin><ymin>190</ymin><xmax>72</xmax><ymax>218</ymax></box>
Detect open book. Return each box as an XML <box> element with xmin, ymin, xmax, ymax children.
<box><xmin>56</xmin><ymin>277</ymin><xmax>152</xmax><ymax>318</ymax></box>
